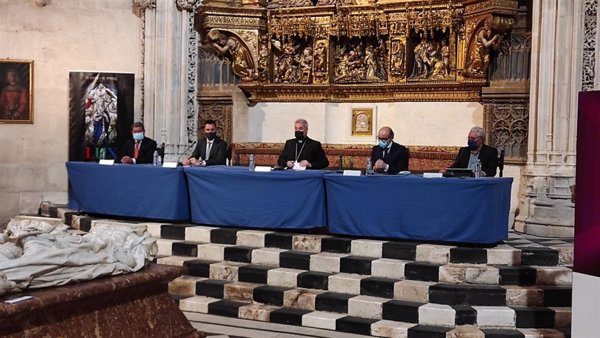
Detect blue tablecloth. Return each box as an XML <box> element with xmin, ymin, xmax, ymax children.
<box><xmin>66</xmin><ymin>162</ymin><xmax>190</xmax><ymax>221</ymax></box>
<box><xmin>324</xmin><ymin>174</ymin><xmax>513</xmax><ymax>243</ymax></box>
<box><xmin>184</xmin><ymin>166</ymin><xmax>326</xmax><ymax>229</ymax></box>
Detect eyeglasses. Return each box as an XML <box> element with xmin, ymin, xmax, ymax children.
<box><xmin>378</xmin><ymin>137</ymin><xmax>390</xmax><ymax>142</ymax></box>
<box><xmin>467</xmin><ymin>137</ymin><xmax>481</xmax><ymax>141</ymax></box>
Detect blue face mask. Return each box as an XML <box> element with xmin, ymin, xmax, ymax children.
<box><xmin>378</xmin><ymin>140</ymin><xmax>388</xmax><ymax>148</ymax></box>
<box><xmin>133</xmin><ymin>132</ymin><xmax>144</xmax><ymax>141</ymax></box>
<box><xmin>467</xmin><ymin>139</ymin><xmax>478</xmax><ymax>150</ymax></box>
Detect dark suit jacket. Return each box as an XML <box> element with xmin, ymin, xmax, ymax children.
<box><xmin>278</xmin><ymin>137</ymin><xmax>329</xmax><ymax>169</ymax></box>
<box><xmin>118</xmin><ymin>137</ymin><xmax>157</xmax><ymax>164</ymax></box>
<box><xmin>450</xmin><ymin>144</ymin><xmax>499</xmax><ymax>177</ymax></box>
<box><xmin>370</xmin><ymin>142</ymin><xmax>409</xmax><ymax>175</ymax></box>
<box><xmin>190</xmin><ymin>137</ymin><xmax>228</xmax><ymax>166</ymax></box>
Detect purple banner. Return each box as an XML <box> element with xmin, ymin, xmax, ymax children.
<box><xmin>575</xmin><ymin>91</ymin><xmax>600</xmax><ymax>277</ymax></box>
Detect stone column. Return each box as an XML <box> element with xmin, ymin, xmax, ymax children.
<box><xmin>514</xmin><ymin>0</ymin><xmax>583</xmax><ymax>237</ymax></box>
<box><xmin>136</xmin><ymin>0</ymin><xmax>199</xmax><ymax>162</ymax></box>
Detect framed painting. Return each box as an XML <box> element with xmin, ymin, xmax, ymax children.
<box><xmin>0</xmin><ymin>59</ymin><xmax>33</xmax><ymax>124</ymax></box>
<box><xmin>351</xmin><ymin>108</ymin><xmax>373</xmax><ymax>136</ymax></box>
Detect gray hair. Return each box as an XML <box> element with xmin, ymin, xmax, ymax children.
<box><xmin>470</xmin><ymin>126</ymin><xmax>486</xmax><ymax>142</ymax></box>
<box><xmin>295</xmin><ymin>118</ymin><xmax>308</xmax><ymax>129</ymax></box>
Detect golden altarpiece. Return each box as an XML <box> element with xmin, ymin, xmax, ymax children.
<box><xmin>195</xmin><ymin>0</ymin><xmax>530</xmax><ymax>163</ymax></box>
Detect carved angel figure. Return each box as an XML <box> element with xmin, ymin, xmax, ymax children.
<box><xmin>208</xmin><ymin>29</ymin><xmax>255</xmax><ymax>81</ymax></box>
<box><xmin>464</xmin><ymin>20</ymin><xmax>503</xmax><ymax>78</ymax></box>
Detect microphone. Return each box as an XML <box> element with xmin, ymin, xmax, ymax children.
<box><xmin>498</xmin><ymin>149</ymin><xmax>505</xmax><ymax>177</ymax></box>
<box><xmin>177</xmin><ymin>141</ymin><xmax>197</xmax><ymax>165</ymax></box>
<box><xmin>158</xmin><ymin>143</ymin><xmax>165</xmax><ymax>162</ymax></box>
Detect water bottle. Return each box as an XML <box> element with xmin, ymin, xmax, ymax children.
<box><xmin>156</xmin><ymin>152</ymin><xmax>162</xmax><ymax>166</ymax></box>
<box><xmin>474</xmin><ymin>159</ymin><xmax>482</xmax><ymax>178</ymax></box>
<box><xmin>99</xmin><ymin>148</ymin><xmax>106</xmax><ymax>160</ymax></box>
<box><xmin>248</xmin><ymin>154</ymin><xmax>256</xmax><ymax>171</ymax></box>
<box><xmin>153</xmin><ymin>150</ymin><xmax>159</xmax><ymax>166</ymax></box>
<box><xmin>366</xmin><ymin>158</ymin><xmax>374</xmax><ymax>176</ymax></box>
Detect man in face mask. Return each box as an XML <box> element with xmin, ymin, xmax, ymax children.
<box><xmin>119</xmin><ymin>121</ymin><xmax>158</xmax><ymax>164</ymax></box>
<box><xmin>278</xmin><ymin>118</ymin><xmax>329</xmax><ymax>169</ymax></box>
<box><xmin>446</xmin><ymin>126</ymin><xmax>498</xmax><ymax>177</ymax></box>
<box><xmin>370</xmin><ymin>126</ymin><xmax>409</xmax><ymax>174</ymax></box>
<box><xmin>184</xmin><ymin>119</ymin><xmax>228</xmax><ymax>166</ymax></box>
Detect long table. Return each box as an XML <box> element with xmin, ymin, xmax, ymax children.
<box><xmin>66</xmin><ymin>163</ymin><xmax>512</xmax><ymax>243</ymax></box>
<box><xmin>184</xmin><ymin>166</ymin><xmax>326</xmax><ymax>229</ymax></box>
<box><xmin>324</xmin><ymin>174</ymin><xmax>513</xmax><ymax>243</ymax></box>
<box><xmin>66</xmin><ymin>162</ymin><xmax>190</xmax><ymax>221</ymax></box>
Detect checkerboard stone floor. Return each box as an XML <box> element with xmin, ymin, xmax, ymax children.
<box><xmin>43</xmin><ymin>204</ymin><xmax>573</xmax><ymax>337</ymax></box>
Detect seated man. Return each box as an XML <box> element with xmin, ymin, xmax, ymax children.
<box><xmin>119</xmin><ymin>122</ymin><xmax>157</xmax><ymax>164</ymax></box>
<box><xmin>183</xmin><ymin>119</ymin><xmax>228</xmax><ymax>166</ymax></box>
<box><xmin>371</xmin><ymin>126</ymin><xmax>409</xmax><ymax>174</ymax></box>
<box><xmin>278</xmin><ymin>118</ymin><xmax>329</xmax><ymax>169</ymax></box>
<box><xmin>447</xmin><ymin>126</ymin><xmax>498</xmax><ymax>177</ymax></box>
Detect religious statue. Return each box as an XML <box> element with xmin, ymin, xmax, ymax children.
<box><xmin>298</xmin><ymin>47</ymin><xmax>313</xmax><ymax>83</ymax></box>
<box><xmin>314</xmin><ymin>41</ymin><xmax>328</xmax><ymax>74</ymax></box>
<box><xmin>208</xmin><ymin>29</ymin><xmax>255</xmax><ymax>81</ymax></box>
<box><xmin>390</xmin><ymin>40</ymin><xmax>406</xmax><ymax>79</ymax></box>
<box><xmin>274</xmin><ymin>40</ymin><xmax>298</xmax><ymax>83</ymax></box>
<box><xmin>441</xmin><ymin>39</ymin><xmax>451</xmax><ymax>76</ymax></box>
<box><xmin>257</xmin><ymin>43</ymin><xmax>270</xmax><ymax>81</ymax></box>
<box><xmin>410</xmin><ymin>38</ymin><xmax>427</xmax><ymax>78</ymax></box>
<box><xmin>464</xmin><ymin>19</ymin><xmax>503</xmax><ymax>78</ymax></box>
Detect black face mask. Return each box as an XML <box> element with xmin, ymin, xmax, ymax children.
<box><xmin>206</xmin><ymin>132</ymin><xmax>216</xmax><ymax>141</ymax></box>
<box><xmin>295</xmin><ymin>131</ymin><xmax>305</xmax><ymax>141</ymax></box>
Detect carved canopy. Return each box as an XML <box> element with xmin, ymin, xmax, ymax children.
<box><xmin>197</xmin><ymin>0</ymin><xmax>518</xmax><ymax>103</ymax></box>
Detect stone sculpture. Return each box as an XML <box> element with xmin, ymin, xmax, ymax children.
<box><xmin>0</xmin><ymin>217</ymin><xmax>157</xmax><ymax>296</ymax></box>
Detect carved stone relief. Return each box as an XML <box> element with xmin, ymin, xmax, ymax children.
<box><xmin>483</xmin><ymin>99</ymin><xmax>529</xmax><ymax>161</ymax></box>
<box><xmin>186</xmin><ymin>14</ymin><xmax>199</xmax><ymax>144</ymax></box>
<box><xmin>198</xmin><ymin>98</ymin><xmax>233</xmax><ymax>144</ymax></box>
<box><xmin>582</xmin><ymin>0</ymin><xmax>597</xmax><ymax>91</ymax></box>
<box><xmin>177</xmin><ymin>0</ymin><xmax>200</xmax><ymax>12</ymax></box>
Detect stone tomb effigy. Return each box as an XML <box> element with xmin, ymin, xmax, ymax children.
<box><xmin>0</xmin><ymin>216</ymin><xmax>199</xmax><ymax>337</ymax></box>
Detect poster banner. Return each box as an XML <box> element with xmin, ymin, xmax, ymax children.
<box><xmin>68</xmin><ymin>72</ymin><xmax>134</xmax><ymax>161</ymax></box>
<box><xmin>575</xmin><ymin>91</ymin><xmax>600</xmax><ymax>277</ymax></box>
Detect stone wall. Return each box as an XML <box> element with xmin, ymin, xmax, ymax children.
<box><xmin>236</xmin><ymin>101</ymin><xmax>484</xmax><ymax>146</ymax></box>
<box><xmin>0</xmin><ymin>0</ymin><xmax>141</xmax><ymax>224</ymax></box>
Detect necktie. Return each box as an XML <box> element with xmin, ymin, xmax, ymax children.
<box><xmin>206</xmin><ymin>141</ymin><xmax>213</xmax><ymax>160</ymax></box>
<box><xmin>382</xmin><ymin>148</ymin><xmax>387</xmax><ymax>159</ymax></box>
<box><xmin>134</xmin><ymin>141</ymin><xmax>140</xmax><ymax>159</ymax></box>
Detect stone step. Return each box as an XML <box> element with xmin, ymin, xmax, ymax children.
<box><xmin>146</xmin><ymin>224</ymin><xmax>573</xmax><ymax>267</ymax></box>
<box><xmin>168</xmin><ymin>268</ymin><xmax>571</xmax><ymax>308</ymax></box>
<box><xmin>175</xmin><ymin>294</ymin><xmax>570</xmax><ymax>337</ymax></box>
<box><xmin>38</xmin><ymin>205</ymin><xmax>573</xmax><ymax>336</ymax></box>
<box><xmin>39</xmin><ymin>207</ymin><xmax>573</xmax><ymax>337</ymax></box>
<box><xmin>42</xmin><ymin>205</ymin><xmax>573</xmax><ymax>268</ymax></box>
<box><xmin>155</xmin><ymin>241</ymin><xmax>573</xmax><ymax>288</ymax></box>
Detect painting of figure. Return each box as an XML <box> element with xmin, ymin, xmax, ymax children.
<box><xmin>0</xmin><ymin>60</ymin><xmax>33</xmax><ymax>124</ymax></box>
